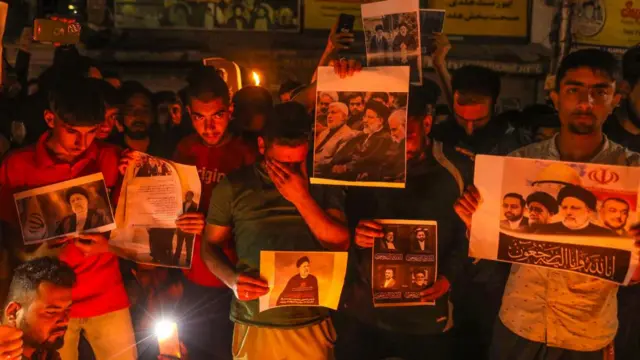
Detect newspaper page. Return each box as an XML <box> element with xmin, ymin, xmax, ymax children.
<box><xmin>419</xmin><ymin>9</ymin><xmax>445</xmax><ymax>56</ymax></box>
<box><xmin>259</xmin><ymin>251</ymin><xmax>348</xmax><ymax>312</ymax></box>
<box><xmin>362</xmin><ymin>0</ymin><xmax>422</xmax><ymax>84</ymax></box>
<box><xmin>471</xmin><ymin>155</ymin><xmax>640</xmax><ymax>284</ymax></box>
<box><xmin>110</xmin><ymin>153</ymin><xmax>201</xmax><ymax>269</ymax></box>
<box><xmin>14</xmin><ymin>173</ymin><xmax>115</xmax><ymax>245</ymax></box>
<box><xmin>311</xmin><ymin>66</ymin><xmax>410</xmax><ymax>189</ymax></box>
<box><xmin>372</xmin><ymin>220</ymin><xmax>438</xmax><ymax>307</ymax></box>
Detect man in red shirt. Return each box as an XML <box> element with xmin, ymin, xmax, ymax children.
<box><xmin>172</xmin><ymin>66</ymin><xmax>257</xmax><ymax>360</ymax></box>
<box><xmin>0</xmin><ymin>76</ymin><xmax>136</xmax><ymax>360</ymax></box>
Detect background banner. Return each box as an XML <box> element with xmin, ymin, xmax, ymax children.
<box><xmin>573</xmin><ymin>0</ymin><xmax>640</xmax><ymax>51</ymax></box>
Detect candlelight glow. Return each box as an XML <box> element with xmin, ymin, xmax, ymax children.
<box><xmin>252</xmin><ymin>71</ymin><xmax>261</xmax><ymax>86</ymax></box>
<box><xmin>155</xmin><ymin>319</ymin><xmax>176</xmax><ymax>341</ymax></box>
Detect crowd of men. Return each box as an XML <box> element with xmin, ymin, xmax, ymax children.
<box><xmin>0</xmin><ymin>16</ymin><xmax>639</xmax><ymax>360</ymax></box>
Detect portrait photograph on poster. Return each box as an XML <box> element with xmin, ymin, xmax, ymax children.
<box><xmin>372</xmin><ymin>220</ymin><xmax>438</xmax><ymax>307</ymax></box>
<box><xmin>110</xmin><ymin>153</ymin><xmax>201</xmax><ymax>269</ymax></box>
<box><xmin>362</xmin><ymin>0</ymin><xmax>421</xmax><ymax>84</ymax></box>
<box><xmin>312</xmin><ymin>66</ymin><xmax>410</xmax><ymax>189</ymax></box>
<box><xmin>419</xmin><ymin>9</ymin><xmax>445</xmax><ymax>56</ymax></box>
<box><xmin>471</xmin><ymin>155</ymin><xmax>640</xmax><ymax>284</ymax></box>
<box><xmin>14</xmin><ymin>173</ymin><xmax>115</xmax><ymax>245</ymax></box>
<box><xmin>259</xmin><ymin>251</ymin><xmax>348</xmax><ymax>312</ymax></box>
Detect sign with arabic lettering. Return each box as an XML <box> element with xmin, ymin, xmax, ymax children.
<box><xmin>427</xmin><ymin>0</ymin><xmax>530</xmax><ymax>42</ymax></box>
<box><xmin>573</xmin><ymin>0</ymin><xmax>640</xmax><ymax>51</ymax></box>
<box><xmin>470</xmin><ymin>155</ymin><xmax>640</xmax><ymax>284</ymax></box>
<box><xmin>304</xmin><ymin>0</ymin><xmax>363</xmax><ymax>31</ymax></box>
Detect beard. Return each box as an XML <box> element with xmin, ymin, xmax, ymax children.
<box><xmin>125</xmin><ymin>121</ymin><xmax>150</xmax><ymax>140</ymax></box>
<box><xmin>568</xmin><ymin>113</ymin><xmax>598</xmax><ymax>135</ymax></box>
<box><xmin>505</xmin><ymin>212</ymin><xmax>522</xmax><ymax>221</ymax></box>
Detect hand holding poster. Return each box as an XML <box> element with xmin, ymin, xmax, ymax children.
<box><xmin>311</xmin><ymin>66</ymin><xmax>410</xmax><ymax>189</ymax></box>
<box><xmin>362</xmin><ymin>0</ymin><xmax>422</xmax><ymax>84</ymax></box>
<box><xmin>14</xmin><ymin>173</ymin><xmax>116</xmax><ymax>244</ymax></box>
<box><xmin>259</xmin><ymin>251</ymin><xmax>348</xmax><ymax>312</ymax></box>
<box><xmin>372</xmin><ymin>220</ymin><xmax>438</xmax><ymax>307</ymax></box>
<box><xmin>110</xmin><ymin>152</ymin><xmax>201</xmax><ymax>268</ymax></box>
<box><xmin>470</xmin><ymin>155</ymin><xmax>640</xmax><ymax>284</ymax></box>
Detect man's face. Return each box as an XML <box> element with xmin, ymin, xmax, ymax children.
<box><xmin>528</xmin><ymin>201</ymin><xmax>552</xmax><ymax>225</ymax></box>
<box><xmin>399</xmin><ymin>26</ymin><xmax>408</xmax><ymax>36</ymax></box>
<box><xmin>18</xmin><ymin>282</ymin><xmax>72</xmax><ymax>351</ymax></box>
<box><xmin>417</xmin><ymin>231</ymin><xmax>426</xmax><ymax>241</ymax></box>
<box><xmin>299</xmin><ymin>262</ymin><xmax>310</xmax><ymax>279</ymax></box>
<box><xmin>363</xmin><ymin>109</ymin><xmax>384</xmax><ymax>134</ymax></box>
<box><xmin>600</xmin><ymin>200</ymin><xmax>629</xmax><ymax>231</ymax></box>
<box><xmin>502</xmin><ymin>197</ymin><xmax>524</xmax><ymax>222</ymax></box>
<box><xmin>318</xmin><ymin>95</ymin><xmax>333</xmax><ymax>115</ymax></box>
<box><xmin>384</xmin><ymin>269</ymin><xmax>393</xmax><ymax>280</ymax></box>
<box><xmin>280</xmin><ymin>92</ymin><xmax>292</xmax><ymax>103</ymax></box>
<box><xmin>376</xmin><ymin>29</ymin><xmax>383</xmax><ymax>37</ymax></box>
<box><xmin>123</xmin><ymin>93</ymin><xmax>153</xmax><ymax>139</ymax></box>
<box><xmin>415</xmin><ymin>273</ymin><xmax>425</xmax><ymax>286</ymax></box>
<box><xmin>189</xmin><ymin>97</ymin><xmax>231</xmax><ymax>146</ymax></box>
<box><xmin>551</xmin><ymin>67</ymin><xmax>620</xmax><ymax>135</ymax></box>
<box><xmin>453</xmin><ymin>92</ymin><xmax>493</xmax><ymax>136</ymax></box>
<box><xmin>96</xmin><ymin>106</ymin><xmax>120</xmax><ymax>140</ymax></box>
<box><xmin>185</xmin><ymin>192</ymin><xmax>194</xmax><ymax>202</ymax></box>
<box><xmin>385</xmin><ymin>232</ymin><xmax>394</xmax><ymax>242</ymax></box>
<box><xmin>560</xmin><ymin>197</ymin><xmax>591</xmax><ymax>229</ymax></box>
<box><xmin>262</xmin><ymin>142</ymin><xmax>308</xmax><ymax>174</ymax></box>
<box><xmin>49</xmin><ymin>117</ymin><xmax>99</xmax><ymax>158</ymax></box>
<box><xmin>406</xmin><ymin>118</ymin><xmax>425</xmax><ymax>162</ymax></box>
<box><xmin>389</xmin><ymin>117</ymin><xmax>405</xmax><ymax>143</ymax></box>
<box><xmin>349</xmin><ymin>96</ymin><xmax>364</xmax><ymax>117</ymax></box>
<box><xmin>11</xmin><ymin>121</ymin><xmax>26</xmax><ymax>144</ymax></box>
<box><xmin>69</xmin><ymin>193</ymin><xmax>88</xmax><ymax>215</ymax></box>
<box><xmin>327</xmin><ymin>105</ymin><xmax>347</xmax><ymax>129</ymax></box>
<box><xmin>422</xmin><ymin>105</ymin><xmax>435</xmax><ymax>136</ymax></box>
<box><xmin>629</xmin><ymin>82</ymin><xmax>640</xmax><ymax>119</ymax></box>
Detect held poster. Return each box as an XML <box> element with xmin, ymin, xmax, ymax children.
<box><xmin>311</xmin><ymin>66</ymin><xmax>410</xmax><ymax>189</ymax></box>
<box><xmin>110</xmin><ymin>153</ymin><xmax>201</xmax><ymax>269</ymax></box>
<box><xmin>470</xmin><ymin>155</ymin><xmax>640</xmax><ymax>284</ymax></box>
<box><xmin>259</xmin><ymin>251</ymin><xmax>348</xmax><ymax>312</ymax></box>
<box><xmin>573</xmin><ymin>0</ymin><xmax>640</xmax><ymax>51</ymax></box>
<box><xmin>428</xmin><ymin>0</ymin><xmax>530</xmax><ymax>42</ymax></box>
<box><xmin>362</xmin><ymin>0</ymin><xmax>422</xmax><ymax>84</ymax></box>
<box><xmin>14</xmin><ymin>173</ymin><xmax>116</xmax><ymax>245</ymax></box>
<box><xmin>372</xmin><ymin>220</ymin><xmax>438</xmax><ymax>307</ymax></box>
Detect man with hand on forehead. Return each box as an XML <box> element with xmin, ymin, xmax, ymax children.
<box><xmin>201</xmin><ymin>102</ymin><xmax>349</xmax><ymax>360</ymax></box>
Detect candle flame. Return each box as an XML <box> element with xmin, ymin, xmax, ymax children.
<box><xmin>252</xmin><ymin>71</ymin><xmax>261</xmax><ymax>86</ymax></box>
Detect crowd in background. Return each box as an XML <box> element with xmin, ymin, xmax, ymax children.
<box><xmin>0</xmin><ymin>13</ymin><xmax>639</xmax><ymax>360</ymax></box>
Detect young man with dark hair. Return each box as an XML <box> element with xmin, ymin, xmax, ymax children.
<box><xmin>172</xmin><ymin>67</ymin><xmax>257</xmax><ymax>360</ymax></box>
<box><xmin>432</xmin><ymin>65</ymin><xmax>531</xmax><ymax>157</ymax></box>
<box><xmin>337</xmin><ymin>111</ymin><xmax>467</xmax><ymax>360</ymax></box>
<box><xmin>95</xmin><ymin>80</ymin><xmax>123</xmax><ymax>140</ymax></box>
<box><xmin>604</xmin><ymin>46</ymin><xmax>640</xmax><ymax>152</ymax></box>
<box><xmin>346</xmin><ymin>92</ymin><xmax>366</xmax><ymax>130</ymax></box>
<box><xmin>455</xmin><ymin>49</ymin><xmax>640</xmax><ymax>359</ymax></box>
<box><xmin>201</xmin><ymin>102</ymin><xmax>349</xmax><ymax>360</ymax></box>
<box><xmin>0</xmin><ymin>76</ymin><xmax>137</xmax><ymax>360</ymax></box>
<box><xmin>1</xmin><ymin>257</ymin><xmax>75</xmax><ymax>360</ymax></box>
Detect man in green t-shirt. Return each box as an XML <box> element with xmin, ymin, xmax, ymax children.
<box><xmin>201</xmin><ymin>102</ymin><xmax>350</xmax><ymax>360</ymax></box>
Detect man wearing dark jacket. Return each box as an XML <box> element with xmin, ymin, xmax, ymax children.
<box><xmin>336</xmin><ymin>114</ymin><xmax>467</xmax><ymax>360</ymax></box>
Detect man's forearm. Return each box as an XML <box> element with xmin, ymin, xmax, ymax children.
<box><xmin>200</xmin><ymin>241</ymin><xmax>238</xmax><ymax>288</ymax></box>
<box><xmin>294</xmin><ymin>194</ymin><xmax>349</xmax><ymax>251</ymax></box>
<box><xmin>433</xmin><ymin>61</ymin><xmax>453</xmax><ymax>110</ymax></box>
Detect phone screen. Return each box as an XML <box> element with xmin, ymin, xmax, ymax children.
<box><xmin>337</xmin><ymin>14</ymin><xmax>355</xmax><ymax>34</ymax></box>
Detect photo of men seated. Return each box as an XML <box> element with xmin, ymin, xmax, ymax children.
<box><xmin>313</xmin><ymin>91</ymin><xmax>407</xmax><ymax>184</ymax></box>
<box><xmin>499</xmin><ymin>185</ymin><xmax>634</xmax><ymax>237</ymax></box>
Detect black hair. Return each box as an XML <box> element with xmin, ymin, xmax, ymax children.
<box><xmin>279</xmin><ymin>80</ymin><xmax>303</xmax><ymax>96</ymax></box>
<box><xmin>503</xmin><ymin>193</ymin><xmax>525</xmax><ymax>208</ymax></box>
<box><xmin>375</xmin><ymin>24</ymin><xmax>384</xmax><ymax>32</ymax></box>
<box><xmin>233</xmin><ymin>86</ymin><xmax>274</xmax><ymax>126</ymax></box>
<box><xmin>65</xmin><ymin>186</ymin><xmax>90</xmax><ymax>204</ymax></box>
<box><xmin>98</xmin><ymin>80</ymin><xmax>123</xmax><ymax>108</ymax></box>
<box><xmin>261</xmin><ymin>102</ymin><xmax>310</xmax><ymax>148</ymax></box>
<box><xmin>408</xmin><ymin>79</ymin><xmax>441</xmax><ymax>117</ymax></box>
<box><xmin>370</xmin><ymin>92</ymin><xmax>390</xmax><ymax>104</ymax></box>
<box><xmin>4</xmin><ymin>257</ymin><xmax>75</xmax><ymax>312</ymax></box>
<box><xmin>452</xmin><ymin>65</ymin><xmax>501</xmax><ymax>102</ymax></box>
<box><xmin>120</xmin><ymin>81</ymin><xmax>154</xmax><ymax>104</ymax></box>
<box><xmin>555</xmin><ymin>49</ymin><xmax>619</xmax><ymax>90</ymax></box>
<box><xmin>296</xmin><ymin>256</ymin><xmax>310</xmax><ymax>268</ymax></box>
<box><xmin>346</xmin><ymin>92</ymin><xmax>365</xmax><ymax>103</ymax></box>
<box><xmin>623</xmin><ymin>46</ymin><xmax>640</xmax><ymax>88</ymax></box>
<box><xmin>48</xmin><ymin>75</ymin><xmax>105</xmax><ymax>126</ymax></box>
<box><xmin>186</xmin><ymin>66</ymin><xmax>230</xmax><ymax>106</ymax></box>
<box><xmin>365</xmin><ymin>99</ymin><xmax>391</xmax><ymax>122</ymax></box>
<box><xmin>603</xmin><ymin>197</ymin><xmax>630</xmax><ymax>209</ymax></box>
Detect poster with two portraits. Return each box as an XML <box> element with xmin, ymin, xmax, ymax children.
<box><xmin>471</xmin><ymin>155</ymin><xmax>640</xmax><ymax>285</ymax></box>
